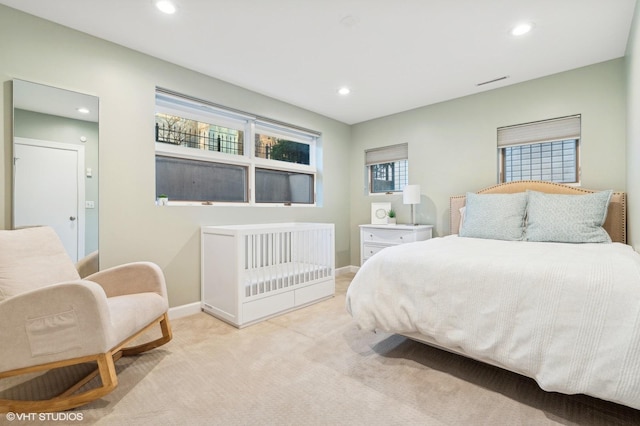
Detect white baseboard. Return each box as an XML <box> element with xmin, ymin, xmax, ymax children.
<box><xmin>168</xmin><ymin>301</ymin><xmax>201</xmax><ymax>320</ymax></box>
<box><xmin>336</xmin><ymin>265</ymin><xmax>359</xmax><ymax>275</ymax></box>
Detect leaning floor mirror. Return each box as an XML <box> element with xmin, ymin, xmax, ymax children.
<box><xmin>12</xmin><ymin>79</ymin><xmax>99</xmax><ymax>263</ymax></box>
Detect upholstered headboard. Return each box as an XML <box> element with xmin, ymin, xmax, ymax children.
<box><xmin>450</xmin><ymin>181</ymin><xmax>627</xmax><ymax>244</ymax></box>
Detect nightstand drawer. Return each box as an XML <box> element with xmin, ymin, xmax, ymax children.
<box><xmin>362</xmin><ymin>228</ymin><xmax>417</xmax><ymax>244</ymax></box>
<box><xmin>362</xmin><ymin>244</ymin><xmax>386</xmax><ymax>261</ymax></box>
<box><xmin>359</xmin><ymin>224</ymin><xmax>433</xmax><ymax>266</ymax></box>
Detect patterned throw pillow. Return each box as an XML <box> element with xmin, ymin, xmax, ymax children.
<box><xmin>459</xmin><ymin>192</ymin><xmax>527</xmax><ymax>241</ymax></box>
<box><xmin>525</xmin><ymin>190</ymin><xmax>612</xmax><ymax>243</ymax></box>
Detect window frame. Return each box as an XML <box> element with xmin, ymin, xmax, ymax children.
<box><xmin>497</xmin><ymin>115</ymin><xmax>581</xmax><ymax>185</ymax></box>
<box><xmin>365</xmin><ymin>143</ymin><xmax>409</xmax><ymax>195</ymax></box>
<box><xmin>155</xmin><ymin>90</ymin><xmax>319</xmax><ymax>206</ymax></box>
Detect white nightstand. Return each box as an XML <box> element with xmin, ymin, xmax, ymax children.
<box><xmin>359</xmin><ymin>224</ymin><xmax>433</xmax><ymax>265</ymax></box>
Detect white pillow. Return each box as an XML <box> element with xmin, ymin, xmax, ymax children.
<box><xmin>458</xmin><ymin>206</ymin><xmax>466</xmax><ymax>234</ymax></box>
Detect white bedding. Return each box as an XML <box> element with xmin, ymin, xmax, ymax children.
<box><xmin>346</xmin><ymin>236</ymin><xmax>640</xmax><ymax>409</ymax></box>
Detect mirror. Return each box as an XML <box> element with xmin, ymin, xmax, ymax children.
<box><xmin>12</xmin><ymin>79</ymin><xmax>99</xmax><ymax>263</ymax></box>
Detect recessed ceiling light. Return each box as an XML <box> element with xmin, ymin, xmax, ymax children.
<box><xmin>340</xmin><ymin>15</ymin><xmax>359</xmax><ymax>28</ymax></box>
<box><xmin>76</xmin><ymin>107</ymin><xmax>90</xmax><ymax>114</ymax></box>
<box><xmin>511</xmin><ymin>22</ymin><xmax>534</xmax><ymax>36</ymax></box>
<box><xmin>155</xmin><ymin>0</ymin><xmax>177</xmax><ymax>14</ymax></box>
<box><xmin>338</xmin><ymin>87</ymin><xmax>351</xmax><ymax>96</ymax></box>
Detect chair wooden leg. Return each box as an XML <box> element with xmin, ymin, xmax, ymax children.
<box><xmin>121</xmin><ymin>313</ymin><xmax>173</xmax><ymax>357</ymax></box>
<box><xmin>0</xmin><ymin>353</ymin><xmax>118</xmax><ymax>413</ymax></box>
<box><xmin>58</xmin><ymin>351</ymin><xmax>123</xmax><ymax>399</ymax></box>
<box><xmin>0</xmin><ymin>313</ymin><xmax>171</xmax><ymax>413</ymax></box>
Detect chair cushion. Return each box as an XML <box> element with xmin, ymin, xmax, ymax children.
<box><xmin>106</xmin><ymin>292</ymin><xmax>169</xmax><ymax>348</ymax></box>
<box><xmin>0</xmin><ymin>227</ymin><xmax>80</xmax><ymax>302</ymax></box>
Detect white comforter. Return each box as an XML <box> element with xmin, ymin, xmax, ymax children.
<box><xmin>346</xmin><ymin>236</ymin><xmax>640</xmax><ymax>409</ymax></box>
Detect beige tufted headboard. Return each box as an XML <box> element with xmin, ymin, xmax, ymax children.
<box><xmin>449</xmin><ymin>181</ymin><xmax>627</xmax><ymax>244</ymax></box>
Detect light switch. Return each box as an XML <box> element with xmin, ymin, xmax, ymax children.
<box><xmin>86</xmin><ymin>168</ymin><xmax>92</xmax><ymax>177</ymax></box>
<box><xmin>85</xmin><ymin>201</ymin><xmax>95</xmax><ymax>209</ymax></box>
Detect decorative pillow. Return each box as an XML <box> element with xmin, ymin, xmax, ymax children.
<box><xmin>459</xmin><ymin>192</ymin><xmax>527</xmax><ymax>241</ymax></box>
<box><xmin>525</xmin><ymin>190</ymin><xmax>612</xmax><ymax>243</ymax></box>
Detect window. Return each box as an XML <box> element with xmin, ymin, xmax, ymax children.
<box><xmin>155</xmin><ymin>113</ymin><xmax>244</xmax><ymax>155</ymax></box>
<box><xmin>255</xmin><ymin>134</ymin><xmax>310</xmax><ymax>165</ymax></box>
<box><xmin>498</xmin><ymin>115</ymin><xmax>580</xmax><ymax>184</ymax></box>
<box><xmin>255</xmin><ymin>169</ymin><xmax>314</xmax><ymax>204</ymax></box>
<box><xmin>365</xmin><ymin>143</ymin><xmax>409</xmax><ymax>194</ymax></box>
<box><xmin>156</xmin><ymin>156</ymin><xmax>247</xmax><ymax>202</ymax></box>
<box><xmin>155</xmin><ymin>89</ymin><xmax>319</xmax><ymax>205</ymax></box>
<box><xmin>253</xmin><ymin>121</ymin><xmax>316</xmax><ymax>204</ymax></box>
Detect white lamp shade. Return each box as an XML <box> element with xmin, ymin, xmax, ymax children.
<box><xmin>403</xmin><ymin>185</ymin><xmax>421</xmax><ymax>205</ymax></box>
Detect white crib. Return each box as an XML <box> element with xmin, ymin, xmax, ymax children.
<box><xmin>201</xmin><ymin>223</ymin><xmax>335</xmax><ymax>327</ymax></box>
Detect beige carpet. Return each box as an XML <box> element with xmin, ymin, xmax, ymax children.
<box><xmin>2</xmin><ymin>273</ymin><xmax>640</xmax><ymax>425</ymax></box>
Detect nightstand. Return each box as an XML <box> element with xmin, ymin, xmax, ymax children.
<box><xmin>359</xmin><ymin>224</ymin><xmax>433</xmax><ymax>265</ymax></box>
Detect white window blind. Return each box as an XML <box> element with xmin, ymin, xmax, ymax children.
<box><xmin>498</xmin><ymin>115</ymin><xmax>580</xmax><ymax>184</ymax></box>
<box><xmin>498</xmin><ymin>115</ymin><xmax>580</xmax><ymax>147</ymax></box>
<box><xmin>365</xmin><ymin>143</ymin><xmax>408</xmax><ymax>165</ymax></box>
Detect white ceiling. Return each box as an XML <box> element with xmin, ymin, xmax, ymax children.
<box><xmin>1</xmin><ymin>0</ymin><xmax>636</xmax><ymax>124</ymax></box>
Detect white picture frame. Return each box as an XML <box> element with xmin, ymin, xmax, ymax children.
<box><xmin>371</xmin><ymin>202</ymin><xmax>391</xmax><ymax>224</ymax></box>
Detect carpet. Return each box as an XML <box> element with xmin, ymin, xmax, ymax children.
<box><xmin>2</xmin><ymin>273</ymin><xmax>639</xmax><ymax>425</ymax></box>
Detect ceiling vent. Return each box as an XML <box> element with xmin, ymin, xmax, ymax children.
<box><xmin>476</xmin><ymin>76</ymin><xmax>509</xmax><ymax>86</ymax></box>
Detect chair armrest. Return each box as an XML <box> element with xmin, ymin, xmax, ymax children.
<box><xmin>0</xmin><ymin>281</ymin><xmax>114</xmax><ymax>373</ymax></box>
<box><xmin>84</xmin><ymin>261</ymin><xmax>168</xmax><ymax>300</ymax></box>
<box><xmin>76</xmin><ymin>250</ymin><xmax>99</xmax><ymax>278</ymax></box>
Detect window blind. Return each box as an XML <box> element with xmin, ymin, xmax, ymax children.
<box><xmin>255</xmin><ymin>120</ymin><xmax>320</xmax><ymax>140</ymax></box>
<box><xmin>498</xmin><ymin>115</ymin><xmax>581</xmax><ymax>147</ymax></box>
<box><xmin>365</xmin><ymin>143</ymin><xmax>408</xmax><ymax>166</ymax></box>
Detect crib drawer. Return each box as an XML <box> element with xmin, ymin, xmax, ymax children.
<box><xmin>295</xmin><ymin>279</ymin><xmax>335</xmax><ymax>306</ymax></box>
<box><xmin>243</xmin><ymin>292</ymin><xmax>294</xmax><ymax>324</ymax></box>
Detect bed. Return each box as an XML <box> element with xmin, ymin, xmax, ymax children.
<box><xmin>346</xmin><ymin>181</ymin><xmax>640</xmax><ymax>410</ymax></box>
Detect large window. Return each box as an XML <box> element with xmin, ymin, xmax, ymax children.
<box><xmin>498</xmin><ymin>115</ymin><xmax>580</xmax><ymax>184</ymax></box>
<box><xmin>365</xmin><ymin>143</ymin><xmax>409</xmax><ymax>193</ymax></box>
<box><xmin>155</xmin><ymin>89</ymin><xmax>319</xmax><ymax>205</ymax></box>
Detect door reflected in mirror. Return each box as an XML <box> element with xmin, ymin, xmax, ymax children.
<box><xmin>12</xmin><ymin>79</ymin><xmax>99</xmax><ymax>263</ymax></box>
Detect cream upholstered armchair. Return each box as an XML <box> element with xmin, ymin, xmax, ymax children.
<box><xmin>0</xmin><ymin>227</ymin><xmax>172</xmax><ymax>412</ymax></box>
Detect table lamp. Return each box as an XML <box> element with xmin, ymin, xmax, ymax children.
<box><xmin>403</xmin><ymin>184</ymin><xmax>421</xmax><ymax>225</ymax></box>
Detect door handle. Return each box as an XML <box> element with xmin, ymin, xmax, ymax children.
<box><xmin>69</xmin><ymin>216</ymin><xmax>76</xmax><ymax>221</ymax></box>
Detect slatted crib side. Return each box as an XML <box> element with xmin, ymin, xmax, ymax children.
<box><xmin>244</xmin><ymin>229</ymin><xmax>290</xmax><ymax>298</ymax></box>
<box><xmin>289</xmin><ymin>225</ymin><xmax>335</xmax><ymax>282</ymax></box>
<box><xmin>242</xmin><ymin>224</ymin><xmax>334</xmax><ymax>301</ymax></box>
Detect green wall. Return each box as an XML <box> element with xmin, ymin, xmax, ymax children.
<box><xmin>626</xmin><ymin>2</ymin><xmax>640</xmax><ymax>249</ymax></box>
<box><xmin>1</xmin><ymin>4</ymin><xmax>637</xmax><ymax>309</ymax></box>
<box><xmin>0</xmin><ymin>5</ymin><xmax>352</xmax><ymax>308</ymax></box>
<box><xmin>350</xmin><ymin>59</ymin><xmax>627</xmax><ymax>263</ymax></box>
